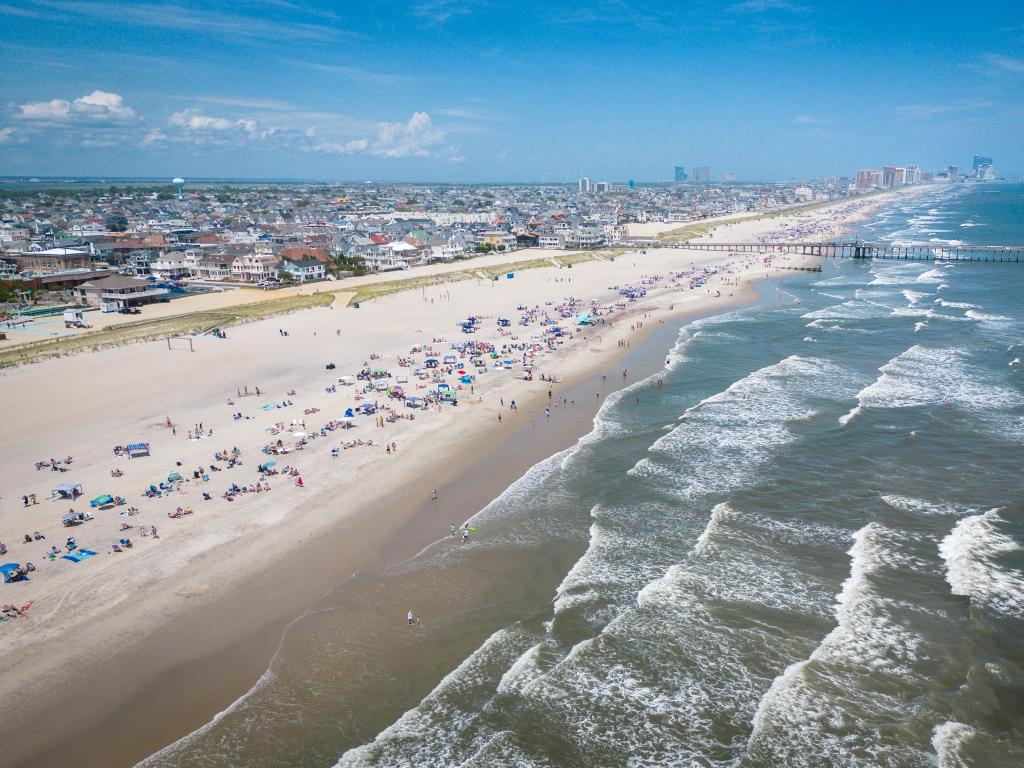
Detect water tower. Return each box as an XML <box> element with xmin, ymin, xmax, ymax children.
<box><xmin>172</xmin><ymin>177</ymin><xmax>185</xmax><ymax>199</ymax></box>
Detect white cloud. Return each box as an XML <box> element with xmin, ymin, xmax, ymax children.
<box><xmin>142</xmin><ymin>128</ymin><xmax>168</xmax><ymax>145</ymax></box>
<box><xmin>983</xmin><ymin>53</ymin><xmax>1024</xmax><ymax>74</ymax></box>
<box><xmin>170</xmin><ymin>109</ymin><xmax>257</xmax><ymax>133</ymax></box>
<box><xmin>371</xmin><ymin>111</ymin><xmax>445</xmax><ymax>157</ymax></box>
<box><xmin>310</xmin><ymin>112</ymin><xmax>450</xmax><ymax>159</ymax></box>
<box><xmin>892</xmin><ymin>100</ymin><xmax>993</xmax><ymax>121</ymax></box>
<box><xmin>16</xmin><ymin>90</ymin><xmax>137</xmax><ymax>123</ymax></box>
<box><xmin>791</xmin><ymin>113</ymin><xmax>823</xmax><ymax>124</ymax></box>
<box><xmin>414</xmin><ymin>0</ymin><xmax>474</xmax><ymax>25</ymax></box>
<box><xmin>729</xmin><ymin>0</ymin><xmax>809</xmax><ymax>12</ymax></box>
<box><xmin>0</xmin><ymin>126</ymin><xmax>15</xmax><ymax>143</ymax></box>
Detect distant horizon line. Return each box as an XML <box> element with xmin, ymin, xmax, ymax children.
<box><xmin>0</xmin><ymin>174</ymin><xmax>846</xmax><ymax>187</ymax></box>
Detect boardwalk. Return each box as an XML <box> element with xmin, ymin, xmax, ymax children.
<box><xmin>662</xmin><ymin>241</ymin><xmax>1024</xmax><ymax>262</ymax></box>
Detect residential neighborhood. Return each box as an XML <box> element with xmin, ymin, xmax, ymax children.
<box><xmin>1</xmin><ymin>177</ymin><xmax>859</xmax><ymax>304</ymax></box>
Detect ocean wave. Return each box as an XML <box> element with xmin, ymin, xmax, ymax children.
<box><xmin>917</xmin><ymin>267</ymin><xmax>947</xmax><ymax>283</ymax></box>
<box><xmin>881</xmin><ymin>495</ymin><xmax>972</xmax><ymax>517</ymax></box>
<box><xmin>839</xmin><ymin>345</ymin><xmax>1024</xmax><ymax>425</ymax></box>
<box><xmin>743</xmin><ymin>524</ymin><xmax>939</xmax><ymax>767</ymax></box>
<box><xmin>903</xmin><ymin>289</ymin><xmax>931</xmax><ymax>306</ymax></box>
<box><xmin>932</xmin><ymin>721</ymin><xmax>976</xmax><ymax>768</ymax></box>
<box><xmin>965</xmin><ymin>309</ymin><xmax>1013</xmax><ymax>326</ymax></box>
<box><xmin>939</xmin><ymin>509</ymin><xmax>1024</xmax><ymax>618</ymax></box>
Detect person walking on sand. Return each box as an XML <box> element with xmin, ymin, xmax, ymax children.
<box><xmin>407</xmin><ymin>610</ymin><xmax>415</xmax><ymax>625</ymax></box>
<box><xmin>432</xmin><ymin>489</ymin><xmax>438</xmax><ymax>501</ymax></box>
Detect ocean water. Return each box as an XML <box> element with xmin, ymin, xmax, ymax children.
<box><xmin>140</xmin><ymin>184</ymin><xmax>1024</xmax><ymax>768</ymax></box>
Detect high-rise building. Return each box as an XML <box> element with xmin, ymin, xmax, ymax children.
<box><xmin>904</xmin><ymin>165</ymin><xmax>921</xmax><ymax>184</ymax></box>
<box><xmin>725</xmin><ymin>171</ymin><xmax>736</xmax><ymax>182</ymax></box>
<box><xmin>972</xmin><ymin>155</ymin><xmax>993</xmax><ymax>172</ymax></box>
<box><xmin>856</xmin><ymin>168</ymin><xmax>884</xmax><ymax>189</ymax></box>
<box><xmin>691</xmin><ymin>166</ymin><xmax>710</xmax><ymax>184</ymax></box>
<box><xmin>594</xmin><ymin>181</ymin><xmax>611</xmax><ymax>193</ymax></box>
<box><xmin>578</xmin><ymin>176</ymin><xmax>591</xmax><ymax>193</ymax></box>
<box><xmin>674</xmin><ymin>166</ymin><xmax>687</xmax><ymax>182</ymax></box>
<box><xmin>948</xmin><ymin>166</ymin><xmax>959</xmax><ymax>182</ymax></box>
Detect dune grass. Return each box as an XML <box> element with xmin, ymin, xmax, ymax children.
<box><xmin>0</xmin><ymin>291</ymin><xmax>334</xmax><ymax>368</ymax></box>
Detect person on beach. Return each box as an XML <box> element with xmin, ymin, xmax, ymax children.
<box><xmin>408</xmin><ymin>610</ymin><xmax>415</xmax><ymax>625</ymax></box>
<box><xmin>449</xmin><ymin>523</ymin><xmax>457</xmax><ymax>537</ymax></box>
<box><xmin>432</xmin><ymin>489</ymin><xmax>438</xmax><ymax>501</ymax></box>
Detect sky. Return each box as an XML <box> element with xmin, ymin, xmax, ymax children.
<box><xmin>0</xmin><ymin>0</ymin><xmax>1022</xmax><ymax>182</ymax></box>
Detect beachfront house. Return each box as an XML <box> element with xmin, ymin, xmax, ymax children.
<box><xmin>538</xmin><ymin>234</ymin><xmax>565</xmax><ymax>249</ymax></box>
<box><xmin>230</xmin><ymin>253</ymin><xmax>280</xmax><ymax>282</ymax></box>
<box><xmin>362</xmin><ymin>249</ymin><xmax>409</xmax><ymax>272</ymax></box>
<box><xmin>278</xmin><ymin>257</ymin><xmax>326</xmax><ymax>282</ymax></box>
<box><xmin>480</xmin><ymin>231</ymin><xmax>518</xmax><ymax>251</ymax></box>
<box><xmin>565</xmin><ymin>227</ymin><xmax>605</xmax><ymax>249</ymax></box>
<box><xmin>74</xmin><ymin>274</ymin><xmax>169</xmax><ymax>311</ymax></box>
<box><xmin>149</xmin><ymin>252</ymin><xmax>194</xmax><ymax>280</ymax></box>
<box><xmin>191</xmin><ymin>255</ymin><xmax>233</xmax><ymax>281</ymax></box>
<box><xmin>427</xmin><ymin>237</ymin><xmax>465</xmax><ymax>262</ymax></box>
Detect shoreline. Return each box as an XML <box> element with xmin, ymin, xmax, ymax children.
<box><xmin>16</xmin><ymin>280</ymin><xmax>768</xmax><ymax>768</ymax></box>
<box><xmin>0</xmin><ymin>192</ymin><xmax>906</xmax><ymax>767</ymax></box>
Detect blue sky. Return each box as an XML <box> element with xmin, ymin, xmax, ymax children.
<box><xmin>1</xmin><ymin>0</ymin><xmax>1022</xmax><ymax>181</ymax></box>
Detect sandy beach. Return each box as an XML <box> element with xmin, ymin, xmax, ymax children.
<box><xmin>0</xmin><ymin>191</ymin><xmax>917</xmax><ymax>767</ymax></box>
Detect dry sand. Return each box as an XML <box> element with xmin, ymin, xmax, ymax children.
<box><xmin>0</xmin><ymin>193</ymin><xmax>908</xmax><ymax>766</ymax></box>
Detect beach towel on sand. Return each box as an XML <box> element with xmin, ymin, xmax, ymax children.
<box><xmin>62</xmin><ymin>549</ymin><xmax>97</xmax><ymax>563</ymax></box>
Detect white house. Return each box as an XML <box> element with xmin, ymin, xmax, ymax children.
<box><xmin>538</xmin><ymin>234</ymin><xmax>565</xmax><ymax>249</ymax></box>
<box><xmin>278</xmin><ymin>258</ymin><xmax>326</xmax><ymax>282</ymax></box>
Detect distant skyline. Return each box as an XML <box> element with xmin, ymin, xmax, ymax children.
<box><xmin>1</xmin><ymin>1</ymin><xmax>1022</xmax><ymax>181</ymax></box>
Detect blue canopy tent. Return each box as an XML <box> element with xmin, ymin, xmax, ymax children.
<box><xmin>1</xmin><ymin>563</ymin><xmax>27</xmax><ymax>583</ymax></box>
<box><xmin>344</xmin><ymin>407</ymin><xmax>355</xmax><ymax>418</ymax></box>
<box><xmin>126</xmin><ymin>442</ymin><xmax>150</xmax><ymax>458</ymax></box>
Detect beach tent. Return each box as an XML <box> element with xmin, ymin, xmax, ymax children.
<box><xmin>62</xmin><ymin>549</ymin><xmax>97</xmax><ymax>563</ymax></box>
<box><xmin>1</xmin><ymin>563</ymin><xmax>27</xmax><ymax>583</ymax></box>
<box><xmin>89</xmin><ymin>494</ymin><xmax>114</xmax><ymax>508</ymax></box>
<box><xmin>53</xmin><ymin>482</ymin><xmax>83</xmax><ymax>500</ymax></box>
<box><xmin>406</xmin><ymin>396</ymin><xmax>424</xmax><ymax>408</ymax></box>
<box><xmin>167</xmin><ymin>471</ymin><xmax>183</xmax><ymax>483</ymax></box>
<box><xmin>126</xmin><ymin>442</ymin><xmax>150</xmax><ymax>458</ymax></box>
<box><xmin>339</xmin><ymin>376</ymin><xmax>355</xmax><ymax>386</ymax></box>
<box><xmin>396</xmin><ymin>374</ymin><xmax>408</xmax><ymax>384</ymax></box>
<box><xmin>344</xmin><ymin>408</ymin><xmax>355</xmax><ymax>418</ymax></box>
